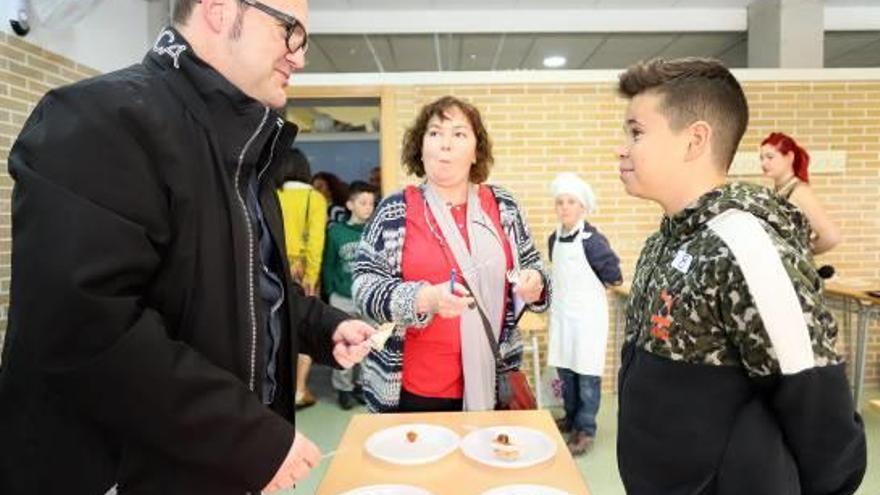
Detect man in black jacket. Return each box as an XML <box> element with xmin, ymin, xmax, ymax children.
<box><xmin>0</xmin><ymin>1</ymin><xmax>375</xmax><ymax>493</ymax></box>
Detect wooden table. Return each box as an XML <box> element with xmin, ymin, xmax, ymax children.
<box><xmin>825</xmin><ymin>282</ymin><xmax>880</xmax><ymax>410</ymax></box>
<box><xmin>316</xmin><ymin>410</ymin><xmax>590</xmax><ymax>495</ymax></box>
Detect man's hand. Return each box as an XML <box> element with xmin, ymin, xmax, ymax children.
<box><xmin>513</xmin><ymin>268</ymin><xmax>544</xmax><ymax>304</ymax></box>
<box><xmin>332</xmin><ymin>320</ymin><xmax>376</xmax><ymax>368</ymax></box>
<box><xmin>263</xmin><ymin>431</ymin><xmax>320</xmax><ymax>493</ymax></box>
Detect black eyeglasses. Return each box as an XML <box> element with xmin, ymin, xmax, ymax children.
<box><xmin>241</xmin><ymin>0</ymin><xmax>309</xmax><ymax>54</ymax></box>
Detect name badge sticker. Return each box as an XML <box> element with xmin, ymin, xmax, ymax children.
<box><xmin>671</xmin><ymin>250</ymin><xmax>693</xmax><ymax>274</ymax></box>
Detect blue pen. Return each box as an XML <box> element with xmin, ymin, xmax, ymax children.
<box><xmin>449</xmin><ymin>268</ymin><xmax>456</xmax><ymax>293</ymax></box>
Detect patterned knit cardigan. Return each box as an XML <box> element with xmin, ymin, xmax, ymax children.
<box><xmin>352</xmin><ymin>183</ymin><xmax>551</xmax><ymax>412</ymax></box>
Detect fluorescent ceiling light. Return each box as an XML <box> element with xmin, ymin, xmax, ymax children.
<box><xmin>543</xmin><ymin>55</ymin><xmax>567</xmax><ymax>68</ymax></box>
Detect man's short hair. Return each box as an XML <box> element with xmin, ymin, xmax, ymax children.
<box><xmin>171</xmin><ymin>0</ymin><xmax>199</xmax><ymax>26</ymax></box>
<box><xmin>347</xmin><ymin>181</ymin><xmax>377</xmax><ymax>203</ymax></box>
<box><xmin>618</xmin><ymin>57</ymin><xmax>749</xmax><ymax>170</ymax></box>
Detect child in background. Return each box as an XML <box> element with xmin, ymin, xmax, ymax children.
<box><xmin>312</xmin><ymin>171</ymin><xmax>350</xmax><ymax>225</ymax></box>
<box><xmin>276</xmin><ymin>148</ymin><xmax>328</xmax><ymax>410</ymax></box>
<box><xmin>323</xmin><ymin>181</ymin><xmax>378</xmax><ymax>409</ymax></box>
<box><xmin>277</xmin><ymin>149</ymin><xmax>327</xmax><ymax>296</ymax></box>
<box><xmin>547</xmin><ymin>172</ymin><xmax>622</xmax><ymax>456</ymax></box>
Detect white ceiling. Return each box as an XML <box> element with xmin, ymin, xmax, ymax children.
<box><xmin>303</xmin><ymin>32</ymin><xmax>880</xmax><ymax>72</ymax></box>
<box><xmin>313</xmin><ymin>0</ymin><xmax>877</xmax><ymax>8</ymax></box>
<box><xmin>305</xmin><ymin>0</ymin><xmax>880</xmax><ymax>72</ymax></box>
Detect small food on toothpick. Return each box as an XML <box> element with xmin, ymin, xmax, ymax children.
<box><xmin>369</xmin><ymin>322</ymin><xmax>395</xmax><ymax>350</ymax></box>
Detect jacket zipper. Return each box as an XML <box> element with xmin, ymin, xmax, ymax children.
<box><xmin>257</xmin><ymin>119</ymin><xmax>287</xmax><ymax>358</ymax></box>
<box><xmin>257</xmin><ymin>117</ymin><xmax>284</xmax><ymax>183</ymax></box>
<box><xmin>240</xmin><ymin>115</ymin><xmax>283</xmax><ymax>495</ymax></box>
<box><xmin>235</xmin><ymin>107</ymin><xmax>270</xmax><ymax>393</ymax></box>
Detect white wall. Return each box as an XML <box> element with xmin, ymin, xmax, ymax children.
<box><xmin>2</xmin><ymin>0</ymin><xmax>170</xmax><ymax>73</ymax></box>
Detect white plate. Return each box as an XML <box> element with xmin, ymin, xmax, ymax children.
<box><xmin>480</xmin><ymin>485</ymin><xmax>572</xmax><ymax>495</ymax></box>
<box><xmin>339</xmin><ymin>485</ymin><xmax>434</xmax><ymax>495</ymax></box>
<box><xmin>364</xmin><ymin>423</ymin><xmax>460</xmax><ymax>465</ymax></box>
<box><xmin>460</xmin><ymin>425</ymin><xmax>557</xmax><ymax>469</ymax></box>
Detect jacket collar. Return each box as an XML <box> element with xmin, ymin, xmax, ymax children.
<box><xmin>660</xmin><ymin>185</ymin><xmax>727</xmax><ymax>239</ymax></box>
<box><xmin>145</xmin><ymin>27</ymin><xmax>298</xmax><ymax>175</ymax></box>
<box><xmin>658</xmin><ymin>181</ymin><xmax>803</xmax><ymax>242</ymax></box>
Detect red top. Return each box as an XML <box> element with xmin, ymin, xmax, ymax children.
<box><xmin>400</xmin><ymin>185</ymin><xmax>512</xmax><ymax>399</ymax></box>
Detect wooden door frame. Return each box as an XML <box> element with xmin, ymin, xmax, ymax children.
<box><xmin>286</xmin><ymin>85</ymin><xmax>398</xmax><ymax>194</ymax></box>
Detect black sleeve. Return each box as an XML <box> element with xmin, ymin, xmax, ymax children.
<box><xmin>266</xmin><ymin>192</ymin><xmax>350</xmax><ymax>368</ymax></box>
<box><xmin>548</xmin><ymin>232</ymin><xmax>556</xmax><ymax>262</ymax></box>
<box><xmin>287</xmin><ymin>281</ymin><xmax>350</xmax><ymax>368</ymax></box>
<box><xmin>583</xmin><ymin>230</ymin><xmax>623</xmax><ymax>286</ymax></box>
<box><xmin>768</xmin><ymin>368</ymin><xmax>866</xmax><ymax>495</ymax></box>
<box><xmin>8</xmin><ymin>88</ymin><xmax>292</xmax><ymax>489</ymax></box>
<box><xmin>717</xmin><ymin>255</ymin><xmax>866</xmax><ymax>495</ymax></box>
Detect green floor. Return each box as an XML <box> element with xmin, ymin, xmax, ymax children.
<box><xmin>291</xmin><ymin>367</ymin><xmax>880</xmax><ymax>494</ymax></box>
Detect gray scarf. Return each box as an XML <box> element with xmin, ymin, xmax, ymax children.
<box><xmin>424</xmin><ymin>184</ymin><xmax>507</xmax><ymax>411</ymax></box>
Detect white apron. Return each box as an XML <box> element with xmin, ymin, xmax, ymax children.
<box><xmin>548</xmin><ymin>224</ymin><xmax>609</xmax><ymax>376</ymax></box>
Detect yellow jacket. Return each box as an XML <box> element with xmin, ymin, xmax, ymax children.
<box><xmin>277</xmin><ymin>182</ymin><xmax>328</xmax><ymax>288</ymax></box>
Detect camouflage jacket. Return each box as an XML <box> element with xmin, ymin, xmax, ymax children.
<box><xmin>624</xmin><ymin>182</ymin><xmax>838</xmax><ymax>375</ymax></box>
<box><xmin>618</xmin><ymin>182</ymin><xmax>865</xmax><ymax>495</ymax></box>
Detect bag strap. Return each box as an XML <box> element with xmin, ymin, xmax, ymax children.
<box><xmin>301</xmin><ymin>189</ymin><xmax>311</xmax><ymax>245</ymax></box>
<box><xmin>458</xmin><ymin>277</ymin><xmax>504</xmax><ymax>367</ymax></box>
<box><xmin>418</xmin><ymin>185</ymin><xmax>506</xmax><ymax>369</ymax></box>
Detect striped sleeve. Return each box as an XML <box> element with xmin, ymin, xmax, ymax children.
<box><xmin>351</xmin><ymin>193</ymin><xmax>431</xmax><ymax>329</ymax></box>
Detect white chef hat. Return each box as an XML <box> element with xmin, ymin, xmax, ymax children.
<box><xmin>550</xmin><ymin>172</ymin><xmax>597</xmax><ymax>213</ymax></box>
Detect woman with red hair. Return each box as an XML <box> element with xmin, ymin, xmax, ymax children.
<box><xmin>760</xmin><ymin>132</ymin><xmax>841</xmax><ymax>254</ymax></box>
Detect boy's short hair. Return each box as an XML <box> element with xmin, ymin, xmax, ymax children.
<box><xmin>346</xmin><ymin>180</ymin><xmax>377</xmax><ymax>203</ymax></box>
<box><xmin>618</xmin><ymin>57</ymin><xmax>749</xmax><ymax>170</ymax></box>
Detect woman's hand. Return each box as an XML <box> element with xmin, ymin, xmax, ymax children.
<box><xmin>416</xmin><ymin>283</ymin><xmax>475</xmax><ymax>319</ymax></box>
<box><xmin>513</xmin><ymin>268</ymin><xmax>544</xmax><ymax>304</ymax></box>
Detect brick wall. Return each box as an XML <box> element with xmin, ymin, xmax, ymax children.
<box><xmin>0</xmin><ymin>33</ymin><xmax>99</xmax><ymax>352</ymax></box>
<box><xmin>0</xmin><ymin>33</ymin><xmax>877</xmax><ymax>396</ymax></box>
<box><xmin>387</xmin><ymin>80</ymin><xmax>880</xmax><ymax>393</ymax></box>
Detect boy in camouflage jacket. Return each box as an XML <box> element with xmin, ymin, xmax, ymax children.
<box><xmin>615</xmin><ymin>57</ymin><xmax>865</xmax><ymax>495</ymax></box>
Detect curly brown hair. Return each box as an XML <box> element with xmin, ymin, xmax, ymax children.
<box><xmin>618</xmin><ymin>57</ymin><xmax>748</xmax><ymax>170</ymax></box>
<box><xmin>401</xmin><ymin>96</ymin><xmax>494</xmax><ymax>184</ymax></box>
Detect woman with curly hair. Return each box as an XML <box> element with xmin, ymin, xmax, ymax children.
<box><xmin>352</xmin><ymin>96</ymin><xmax>550</xmax><ymax>413</ymax></box>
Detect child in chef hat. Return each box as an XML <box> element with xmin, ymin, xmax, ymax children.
<box><xmin>547</xmin><ymin>172</ymin><xmax>622</xmax><ymax>456</ymax></box>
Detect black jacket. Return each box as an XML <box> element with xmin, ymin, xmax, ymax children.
<box><xmin>0</xmin><ymin>28</ymin><xmax>349</xmax><ymax>494</ymax></box>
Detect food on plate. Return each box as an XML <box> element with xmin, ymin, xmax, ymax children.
<box><xmin>370</xmin><ymin>322</ymin><xmax>395</xmax><ymax>350</ymax></box>
<box><xmin>491</xmin><ymin>432</ymin><xmax>521</xmax><ymax>460</ymax></box>
<box><xmin>406</xmin><ymin>430</ymin><xmax>418</xmax><ymax>443</ymax></box>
